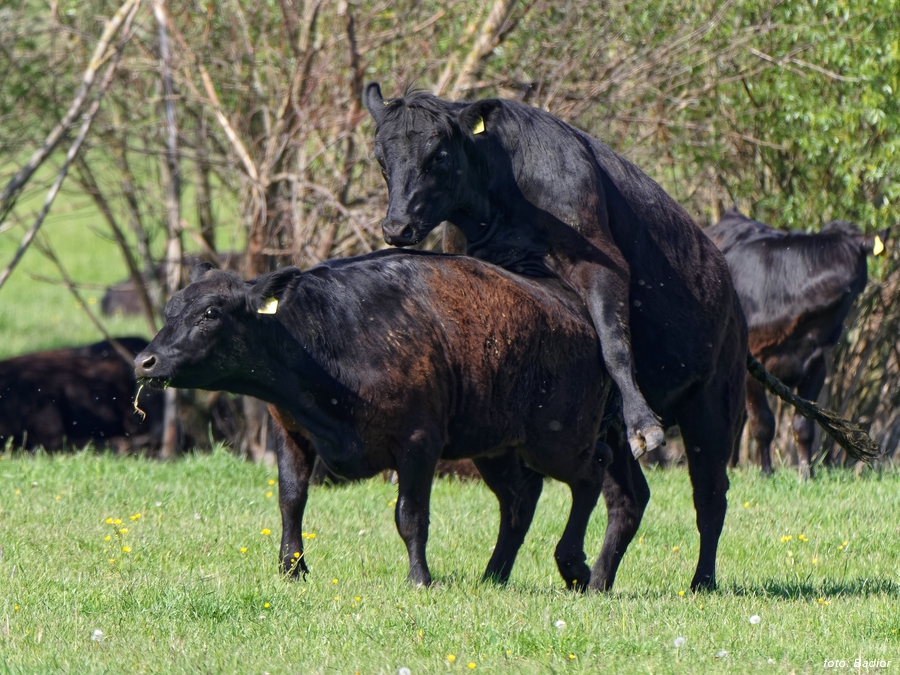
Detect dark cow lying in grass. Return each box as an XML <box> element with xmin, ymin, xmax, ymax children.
<box><xmin>0</xmin><ymin>337</ymin><xmax>162</xmax><ymax>452</ymax></box>
<box><xmin>365</xmin><ymin>84</ymin><xmax>748</xmax><ymax>591</ymax></box>
<box><xmin>706</xmin><ymin>208</ymin><xmax>887</xmax><ymax>477</ymax></box>
<box><xmin>135</xmin><ymin>250</ymin><xmax>614</xmax><ymax>589</ymax></box>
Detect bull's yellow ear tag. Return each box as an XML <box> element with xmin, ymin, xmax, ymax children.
<box><xmin>873</xmin><ymin>234</ymin><xmax>885</xmax><ymax>256</ymax></box>
<box><xmin>473</xmin><ymin>116</ymin><xmax>485</xmax><ymax>134</ymax></box>
<box><xmin>258</xmin><ymin>297</ymin><xmax>279</xmax><ymax>315</ymax></box>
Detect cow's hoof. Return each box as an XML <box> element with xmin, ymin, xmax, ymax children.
<box><xmin>629</xmin><ymin>425</ymin><xmax>665</xmax><ymax>459</ymax></box>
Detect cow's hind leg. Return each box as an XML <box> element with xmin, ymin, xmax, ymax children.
<box><xmin>555</xmin><ymin>469</ymin><xmax>605</xmax><ymax>591</ymax></box>
<box><xmin>746</xmin><ymin>374</ymin><xmax>776</xmax><ymax>475</ymax></box>
<box><xmin>589</xmin><ymin>427</ymin><xmax>649</xmax><ymax>591</ymax></box>
<box><xmin>793</xmin><ymin>355</ymin><xmax>826</xmax><ymax>481</ymax></box>
<box><xmin>677</xmin><ymin>383</ymin><xmax>743</xmax><ymax>592</ymax></box>
<box><xmin>474</xmin><ymin>451</ymin><xmax>544</xmax><ymax>585</ymax></box>
<box><xmin>272</xmin><ymin>421</ymin><xmax>316</xmax><ymax>578</ymax></box>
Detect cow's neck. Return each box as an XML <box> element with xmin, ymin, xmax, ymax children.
<box><xmin>224</xmin><ymin>326</ymin><xmax>357</xmax><ymax>449</ymax></box>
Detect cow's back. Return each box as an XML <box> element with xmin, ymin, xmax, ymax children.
<box><xmin>294</xmin><ymin>250</ymin><xmax>606</xmax><ymax>459</ymax></box>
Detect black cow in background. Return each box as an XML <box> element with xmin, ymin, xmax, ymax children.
<box><xmin>135</xmin><ymin>251</ymin><xmax>618</xmax><ymax>590</ymax></box>
<box><xmin>705</xmin><ymin>207</ymin><xmax>887</xmax><ymax>478</ymax></box>
<box><xmin>0</xmin><ymin>338</ymin><xmax>163</xmax><ymax>452</ymax></box>
<box><xmin>365</xmin><ymin>84</ymin><xmax>748</xmax><ymax>591</ymax></box>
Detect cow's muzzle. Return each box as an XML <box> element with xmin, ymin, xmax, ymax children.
<box><xmin>381</xmin><ymin>218</ymin><xmax>421</xmax><ymax>246</ymax></box>
<box><xmin>134</xmin><ymin>350</ymin><xmax>169</xmax><ymax>387</ymax></box>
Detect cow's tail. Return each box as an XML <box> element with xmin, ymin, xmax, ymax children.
<box><xmin>745</xmin><ymin>353</ymin><xmax>881</xmax><ymax>464</ymax></box>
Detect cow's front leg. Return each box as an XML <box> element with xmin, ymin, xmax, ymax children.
<box><xmin>270</xmin><ymin>407</ymin><xmax>316</xmax><ymax>578</ymax></box>
<box><xmin>580</xmin><ymin>267</ymin><xmax>664</xmax><ymax>459</ymax></box>
<box><xmin>394</xmin><ymin>439</ymin><xmax>440</xmax><ymax>587</ymax></box>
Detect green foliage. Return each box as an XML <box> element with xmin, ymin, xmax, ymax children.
<box><xmin>1</xmin><ymin>450</ymin><xmax>898</xmax><ymax>673</ymax></box>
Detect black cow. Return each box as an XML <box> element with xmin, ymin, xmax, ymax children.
<box><xmin>135</xmin><ymin>251</ymin><xmax>615</xmax><ymax>590</ymax></box>
<box><xmin>0</xmin><ymin>337</ymin><xmax>162</xmax><ymax>452</ymax></box>
<box><xmin>705</xmin><ymin>207</ymin><xmax>886</xmax><ymax>477</ymax></box>
<box><xmin>365</xmin><ymin>84</ymin><xmax>748</xmax><ymax>591</ymax></box>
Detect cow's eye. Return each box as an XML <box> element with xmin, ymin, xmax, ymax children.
<box><xmin>431</xmin><ymin>151</ymin><xmax>449</xmax><ymax>167</ymax></box>
<box><xmin>204</xmin><ymin>307</ymin><xmax>219</xmax><ymax>320</ymax></box>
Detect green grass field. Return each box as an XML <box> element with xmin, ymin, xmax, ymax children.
<box><xmin>1</xmin><ymin>449</ymin><xmax>897</xmax><ymax>674</ymax></box>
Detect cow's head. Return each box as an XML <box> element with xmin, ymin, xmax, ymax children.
<box><xmin>364</xmin><ymin>82</ymin><xmax>498</xmax><ymax>246</ymax></box>
<box><xmin>134</xmin><ymin>264</ymin><xmax>302</xmax><ymax>390</ymax></box>
<box><xmin>821</xmin><ymin>219</ymin><xmax>890</xmax><ymax>258</ymax></box>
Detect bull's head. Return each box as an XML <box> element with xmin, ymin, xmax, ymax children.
<box><xmin>134</xmin><ymin>264</ymin><xmax>302</xmax><ymax>391</ymax></box>
<box><xmin>364</xmin><ymin>82</ymin><xmax>497</xmax><ymax>246</ymax></box>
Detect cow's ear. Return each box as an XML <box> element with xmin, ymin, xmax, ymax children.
<box><xmin>364</xmin><ymin>82</ymin><xmax>386</xmax><ymax>126</ymax></box>
<box><xmin>251</xmin><ymin>267</ymin><xmax>302</xmax><ymax>315</ymax></box>
<box><xmin>190</xmin><ymin>262</ymin><xmax>214</xmax><ymax>283</ymax></box>
<box><xmin>862</xmin><ymin>229</ymin><xmax>888</xmax><ymax>257</ymax></box>
<box><xmin>457</xmin><ymin>99</ymin><xmax>502</xmax><ymax>137</ymax></box>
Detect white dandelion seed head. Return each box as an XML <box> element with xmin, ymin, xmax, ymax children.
<box><xmin>194</xmin><ymin>513</ymin><xmax>201</xmax><ymax>520</ymax></box>
<box><xmin>398</xmin><ymin>668</ymin><xmax>411</xmax><ymax>675</ymax></box>
<box><xmin>554</xmin><ymin>619</ymin><xmax>566</xmax><ymax>630</ymax></box>
<box><xmin>749</xmin><ymin>614</ymin><xmax>761</xmax><ymax>625</ymax></box>
<box><xmin>674</xmin><ymin>637</ymin><xmax>686</xmax><ymax>648</ymax></box>
<box><xmin>716</xmin><ymin>649</ymin><xmax>728</xmax><ymax>659</ymax></box>
<box><xmin>91</xmin><ymin>629</ymin><xmax>104</xmax><ymax>642</ymax></box>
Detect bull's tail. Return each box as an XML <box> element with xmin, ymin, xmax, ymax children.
<box><xmin>745</xmin><ymin>353</ymin><xmax>881</xmax><ymax>464</ymax></box>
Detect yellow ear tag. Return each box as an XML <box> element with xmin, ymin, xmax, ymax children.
<box><xmin>473</xmin><ymin>117</ymin><xmax>485</xmax><ymax>134</ymax></box>
<box><xmin>258</xmin><ymin>297</ymin><xmax>279</xmax><ymax>315</ymax></box>
<box><xmin>873</xmin><ymin>234</ymin><xmax>885</xmax><ymax>256</ymax></box>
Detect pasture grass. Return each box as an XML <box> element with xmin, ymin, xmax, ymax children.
<box><xmin>1</xmin><ymin>449</ymin><xmax>898</xmax><ymax>674</ymax></box>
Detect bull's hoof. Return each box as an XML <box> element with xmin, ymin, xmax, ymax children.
<box><xmin>690</xmin><ymin>574</ymin><xmax>717</xmax><ymax>592</ymax></box>
<box><xmin>629</xmin><ymin>424</ymin><xmax>666</xmax><ymax>459</ymax></box>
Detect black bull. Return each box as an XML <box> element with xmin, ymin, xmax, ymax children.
<box><xmin>366</xmin><ymin>84</ymin><xmax>748</xmax><ymax>590</ymax></box>
<box><xmin>136</xmin><ymin>251</ymin><xmax>624</xmax><ymax>590</ymax></box>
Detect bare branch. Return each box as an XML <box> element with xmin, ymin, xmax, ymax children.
<box><xmin>0</xmin><ymin>0</ymin><xmax>141</xmax><ymax>224</ymax></box>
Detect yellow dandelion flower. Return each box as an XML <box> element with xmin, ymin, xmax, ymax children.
<box><xmin>122</xmin><ymin>546</ymin><xmax>131</xmax><ymax>553</ymax></box>
<box><xmin>13</xmin><ymin>605</ymin><xmax>19</xmax><ymax>611</ymax></box>
<box><xmin>467</xmin><ymin>663</ymin><xmax>476</xmax><ymax>669</ymax></box>
<box><xmin>355</xmin><ymin>596</ymin><xmax>361</xmax><ymax>602</ymax></box>
<box><xmin>119</xmin><ymin>528</ymin><xmax>128</xmax><ymax>535</ymax></box>
<box><xmin>672</xmin><ymin>546</ymin><xmax>679</xmax><ymax>552</ymax></box>
<box><xmin>638</xmin><ymin>536</ymin><xmax>643</xmax><ymax>543</ymax></box>
<box><xmin>743</xmin><ymin>501</ymin><xmax>749</xmax><ymax>508</ymax></box>
<box><xmin>105</xmin><ymin>518</ymin><xmax>113</xmax><ymax>524</ymax></box>
<box><xmin>812</xmin><ymin>558</ymin><xmax>818</xmax><ymax>564</ymax></box>
<box><xmin>842</xmin><ymin>540</ymin><xmax>848</xmax><ymax>546</ymax></box>
<box><xmin>838</xmin><ymin>545</ymin><xmax>844</xmax><ymax>551</ymax></box>
<box><xmin>104</xmin><ymin>536</ymin><xmax>111</xmax><ymax>541</ymax></box>
<box><xmin>568</xmin><ymin>654</ymin><xmax>576</xmax><ymax>659</ymax></box>
<box><xmin>108</xmin><ymin>558</ymin><xmax>115</xmax><ymax>564</ymax></box>
<box><xmin>678</xmin><ymin>590</ymin><xmax>685</xmax><ymax>596</ymax></box>
<box><xmin>332</xmin><ymin>578</ymin><xmax>338</xmax><ymax>584</ymax></box>
<box><xmin>447</xmin><ymin>654</ymin><xmax>456</xmax><ymax>662</ymax></box>
<box><xmin>268</xmin><ymin>479</ymin><xmax>275</xmax><ymax>486</ymax></box>
<box><xmin>266</xmin><ymin>492</ymin><xmax>273</xmax><ymax>498</ymax></box>
<box><xmin>113</xmin><ymin>519</ymin><xmax>122</xmax><ymax>525</ymax></box>
<box><xmin>130</xmin><ymin>513</ymin><xmax>141</xmax><ymax>520</ymax></box>
<box><xmin>293</xmin><ymin>551</ymin><xmax>301</xmax><ymax>559</ymax></box>
<box><xmin>55</xmin><ymin>495</ymin><xmax>61</xmax><ymax>500</ymax></box>
<box><xmin>240</xmin><ymin>547</ymin><xmax>247</xmax><ymax>553</ymax></box>
<box><xmin>780</xmin><ymin>535</ymin><xmax>792</xmax><ymax>542</ymax></box>
<box><xmin>264</xmin><ymin>602</ymin><xmax>270</xmax><ymax>608</ymax></box>
<box><xmin>261</xmin><ymin>529</ymin><xmax>271</xmax><ymax>536</ymax></box>
<box><xmin>15</xmin><ymin>489</ymin><xmax>21</xmax><ymax>495</ymax></box>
